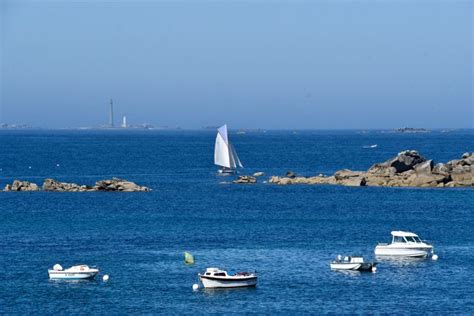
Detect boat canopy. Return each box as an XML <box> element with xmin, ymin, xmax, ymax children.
<box><xmin>391</xmin><ymin>231</ymin><xmax>419</xmax><ymax>237</ymax></box>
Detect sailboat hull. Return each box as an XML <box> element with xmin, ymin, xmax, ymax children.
<box><xmin>218</xmin><ymin>168</ymin><xmax>236</xmax><ymax>174</ymax></box>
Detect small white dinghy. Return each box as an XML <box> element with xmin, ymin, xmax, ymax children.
<box><xmin>198</xmin><ymin>268</ymin><xmax>257</xmax><ymax>289</ymax></box>
<box><xmin>330</xmin><ymin>255</ymin><xmax>377</xmax><ymax>272</ymax></box>
<box><xmin>48</xmin><ymin>264</ymin><xmax>99</xmax><ymax>280</ymax></box>
<box><xmin>375</xmin><ymin>231</ymin><xmax>435</xmax><ymax>258</ymax></box>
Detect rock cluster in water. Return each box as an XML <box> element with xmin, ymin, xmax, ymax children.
<box><xmin>247</xmin><ymin>151</ymin><xmax>472</xmax><ymax>188</ymax></box>
<box><xmin>233</xmin><ymin>175</ymin><xmax>257</xmax><ymax>184</ymax></box>
<box><xmin>4</xmin><ymin>180</ymin><xmax>40</xmax><ymax>192</ymax></box>
<box><xmin>3</xmin><ymin>178</ymin><xmax>150</xmax><ymax>192</ymax></box>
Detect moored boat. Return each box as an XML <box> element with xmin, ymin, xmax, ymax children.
<box><xmin>48</xmin><ymin>264</ymin><xmax>99</xmax><ymax>280</ymax></box>
<box><xmin>198</xmin><ymin>268</ymin><xmax>257</xmax><ymax>289</ymax></box>
<box><xmin>330</xmin><ymin>255</ymin><xmax>377</xmax><ymax>272</ymax></box>
<box><xmin>375</xmin><ymin>231</ymin><xmax>434</xmax><ymax>258</ymax></box>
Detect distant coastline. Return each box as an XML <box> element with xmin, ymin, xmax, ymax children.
<box><xmin>0</xmin><ymin>124</ymin><xmax>472</xmax><ymax>132</ymax></box>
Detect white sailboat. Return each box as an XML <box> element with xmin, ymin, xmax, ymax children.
<box><xmin>214</xmin><ymin>124</ymin><xmax>243</xmax><ymax>174</ymax></box>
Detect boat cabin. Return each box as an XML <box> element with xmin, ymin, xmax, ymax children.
<box><xmin>204</xmin><ymin>268</ymin><xmax>228</xmax><ymax>277</ymax></box>
<box><xmin>334</xmin><ymin>255</ymin><xmax>364</xmax><ymax>263</ymax></box>
<box><xmin>391</xmin><ymin>231</ymin><xmax>423</xmax><ymax>244</ymax></box>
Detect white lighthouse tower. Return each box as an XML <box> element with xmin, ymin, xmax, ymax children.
<box><xmin>121</xmin><ymin>115</ymin><xmax>127</xmax><ymax>128</ymax></box>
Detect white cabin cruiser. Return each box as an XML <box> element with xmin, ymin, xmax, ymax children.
<box><xmin>375</xmin><ymin>231</ymin><xmax>434</xmax><ymax>258</ymax></box>
<box><xmin>214</xmin><ymin>124</ymin><xmax>243</xmax><ymax>174</ymax></box>
<box><xmin>330</xmin><ymin>255</ymin><xmax>377</xmax><ymax>272</ymax></box>
<box><xmin>198</xmin><ymin>268</ymin><xmax>257</xmax><ymax>289</ymax></box>
<box><xmin>48</xmin><ymin>264</ymin><xmax>99</xmax><ymax>280</ymax></box>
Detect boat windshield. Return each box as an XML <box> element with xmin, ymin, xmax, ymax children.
<box><xmin>393</xmin><ymin>236</ymin><xmax>406</xmax><ymax>243</ymax></box>
<box><xmin>413</xmin><ymin>236</ymin><xmax>422</xmax><ymax>242</ymax></box>
<box><xmin>405</xmin><ymin>236</ymin><xmax>417</xmax><ymax>242</ymax></box>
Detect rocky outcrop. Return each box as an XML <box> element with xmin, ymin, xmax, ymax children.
<box><xmin>368</xmin><ymin>150</ymin><xmax>426</xmax><ymax>174</ymax></box>
<box><xmin>3</xmin><ymin>178</ymin><xmax>150</xmax><ymax>192</ymax></box>
<box><xmin>43</xmin><ymin>179</ymin><xmax>93</xmax><ymax>192</ymax></box>
<box><xmin>94</xmin><ymin>178</ymin><xmax>150</xmax><ymax>192</ymax></box>
<box><xmin>4</xmin><ymin>180</ymin><xmax>39</xmax><ymax>191</ymax></box>
<box><xmin>286</xmin><ymin>171</ymin><xmax>296</xmax><ymax>179</ymax></box>
<box><xmin>268</xmin><ymin>151</ymin><xmax>473</xmax><ymax>188</ymax></box>
<box><xmin>233</xmin><ymin>175</ymin><xmax>257</xmax><ymax>184</ymax></box>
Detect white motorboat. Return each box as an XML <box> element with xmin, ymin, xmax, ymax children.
<box><xmin>375</xmin><ymin>231</ymin><xmax>434</xmax><ymax>258</ymax></box>
<box><xmin>198</xmin><ymin>268</ymin><xmax>257</xmax><ymax>289</ymax></box>
<box><xmin>330</xmin><ymin>255</ymin><xmax>377</xmax><ymax>272</ymax></box>
<box><xmin>48</xmin><ymin>264</ymin><xmax>99</xmax><ymax>280</ymax></box>
<box><xmin>214</xmin><ymin>124</ymin><xmax>243</xmax><ymax>174</ymax></box>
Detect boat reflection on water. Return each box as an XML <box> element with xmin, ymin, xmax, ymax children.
<box><xmin>331</xmin><ymin>269</ymin><xmax>376</xmax><ymax>277</ymax></box>
<box><xmin>375</xmin><ymin>255</ymin><xmax>430</xmax><ymax>268</ymax></box>
<box><xmin>201</xmin><ymin>286</ymin><xmax>258</xmax><ymax>296</ymax></box>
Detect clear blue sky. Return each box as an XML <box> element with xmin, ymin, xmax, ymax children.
<box><xmin>1</xmin><ymin>0</ymin><xmax>472</xmax><ymax>129</ymax></box>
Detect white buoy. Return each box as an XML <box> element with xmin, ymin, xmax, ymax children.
<box><xmin>103</xmin><ymin>274</ymin><xmax>109</xmax><ymax>282</ymax></box>
<box><xmin>56</xmin><ymin>164</ymin><xmax>60</xmax><ymax>167</ymax></box>
<box><xmin>372</xmin><ymin>266</ymin><xmax>377</xmax><ymax>273</ymax></box>
<box><xmin>28</xmin><ymin>166</ymin><xmax>32</xmax><ymax>169</ymax></box>
<box><xmin>192</xmin><ymin>283</ymin><xmax>199</xmax><ymax>291</ymax></box>
<box><xmin>432</xmin><ymin>254</ymin><xmax>438</xmax><ymax>261</ymax></box>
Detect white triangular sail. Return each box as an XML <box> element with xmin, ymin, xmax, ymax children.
<box><xmin>229</xmin><ymin>143</ymin><xmax>243</xmax><ymax>168</ymax></box>
<box><xmin>214</xmin><ymin>130</ymin><xmax>231</xmax><ymax>168</ymax></box>
<box><xmin>214</xmin><ymin>124</ymin><xmax>243</xmax><ymax>170</ymax></box>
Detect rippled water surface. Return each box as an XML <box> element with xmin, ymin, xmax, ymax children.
<box><xmin>0</xmin><ymin>130</ymin><xmax>473</xmax><ymax>314</ymax></box>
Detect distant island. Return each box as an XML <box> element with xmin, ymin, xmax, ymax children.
<box><xmin>395</xmin><ymin>127</ymin><xmax>429</xmax><ymax>133</ymax></box>
<box><xmin>0</xmin><ymin>123</ymin><xmax>35</xmax><ymax>129</ymax></box>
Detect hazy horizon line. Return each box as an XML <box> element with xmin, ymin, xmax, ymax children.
<box><xmin>0</xmin><ymin>126</ymin><xmax>472</xmax><ymax>131</ymax></box>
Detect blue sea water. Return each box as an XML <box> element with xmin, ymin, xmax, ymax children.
<box><xmin>0</xmin><ymin>129</ymin><xmax>473</xmax><ymax>314</ymax></box>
